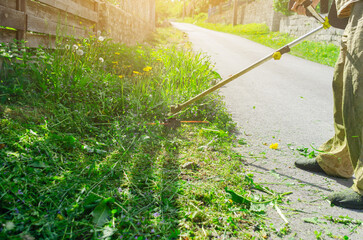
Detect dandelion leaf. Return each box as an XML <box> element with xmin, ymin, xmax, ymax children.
<box><xmin>225</xmin><ymin>187</ymin><xmax>251</xmax><ymax>206</ymax></box>
<box><xmin>92</xmin><ymin>202</ymin><xmax>111</xmax><ymax>227</ymax></box>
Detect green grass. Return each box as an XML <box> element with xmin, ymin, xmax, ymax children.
<box><xmin>0</xmin><ymin>28</ymin><xmax>290</xmax><ymax>239</ymax></box>
<box><xmin>183</xmin><ymin>18</ymin><xmax>340</xmax><ymax>67</ymax></box>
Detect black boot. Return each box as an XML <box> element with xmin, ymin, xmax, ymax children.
<box><xmin>295</xmin><ymin>158</ymin><xmax>325</xmax><ymax>173</ymax></box>
<box><xmin>328</xmin><ymin>189</ymin><xmax>363</xmax><ymax>209</ymax></box>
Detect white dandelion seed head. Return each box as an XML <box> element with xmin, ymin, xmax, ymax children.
<box><xmin>76</xmin><ymin>49</ymin><xmax>84</xmax><ymax>56</ymax></box>
<box><xmin>99</xmin><ymin>57</ymin><xmax>104</xmax><ymax>63</ymax></box>
<box><xmin>72</xmin><ymin>44</ymin><xmax>78</xmax><ymax>50</ymax></box>
<box><xmin>65</xmin><ymin>44</ymin><xmax>70</xmax><ymax>50</ymax></box>
<box><xmin>5</xmin><ymin>221</ymin><xmax>15</xmax><ymax>230</ymax></box>
<box><xmin>98</xmin><ymin>36</ymin><xmax>105</xmax><ymax>42</ymax></box>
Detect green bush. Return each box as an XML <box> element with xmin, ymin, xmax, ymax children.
<box><xmin>273</xmin><ymin>0</ymin><xmax>293</xmax><ymax>16</ymax></box>
<box><xmin>194</xmin><ymin>12</ymin><xmax>208</xmax><ymax>22</ymax></box>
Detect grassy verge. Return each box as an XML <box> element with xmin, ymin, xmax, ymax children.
<box><xmin>0</xmin><ymin>28</ymin><xmax>289</xmax><ymax>239</ymax></box>
<box><xmin>183</xmin><ymin>17</ymin><xmax>339</xmax><ymax>67</ymax></box>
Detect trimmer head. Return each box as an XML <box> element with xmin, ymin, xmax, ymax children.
<box><xmin>163</xmin><ymin>118</ymin><xmax>182</xmax><ymax>128</ymax></box>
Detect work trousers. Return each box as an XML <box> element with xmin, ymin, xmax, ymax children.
<box><xmin>316</xmin><ymin>1</ymin><xmax>363</xmax><ymax>194</ymax></box>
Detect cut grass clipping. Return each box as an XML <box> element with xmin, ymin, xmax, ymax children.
<box><xmin>1</xmin><ymin>28</ymin><xmax>288</xmax><ymax>239</ymax></box>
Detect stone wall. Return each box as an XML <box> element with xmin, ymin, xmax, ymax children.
<box><xmin>280</xmin><ymin>15</ymin><xmax>343</xmax><ymax>45</ymax></box>
<box><xmin>242</xmin><ymin>0</ymin><xmax>283</xmax><ymax>31</ymax></box>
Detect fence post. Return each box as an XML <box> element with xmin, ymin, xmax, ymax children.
<box><xmin>16</xmin><ymin>0</ymin><xmax>27</xmax><ymax>41</ymax></box>
<box><xmin>149</xmin><ymin>0</ymin><xmax>155</xmax><ymax>31</ymax></box>
<box><xmin>183</xmin><ymin>0</ymin><xmax>186</xmax><ymax>20</ymax></box>
<box><xmin>240</xmin><ymin>2</ymin><xmax>246</xmax><ymax>24</ymax></box>
<box><xmin>94</xmin><ymin>0</ymin><xmax>99</xmax><ymax>34</ymax></box>
<box><xmin>232</xmin><ymin>0</ymin><xmax>238</xmax><ymax>26</ymax></box>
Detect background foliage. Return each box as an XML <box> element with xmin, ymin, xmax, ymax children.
<box><xmin>273</xmin><ymin>0</ymin><xmax>293</xmax><ymax>16</ymax></box>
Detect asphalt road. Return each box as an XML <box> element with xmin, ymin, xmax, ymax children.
<box><xmin>172</xmin><ymin>22</ymin><xmax>363</xmax><ymax>239</ymax></box>
<box><xmin>172</xmin><ymin>22</ymin><xmax>335</xmax><ymax>147</ymax></box>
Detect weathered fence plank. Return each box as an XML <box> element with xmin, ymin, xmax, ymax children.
<box><xmin>0</xmin><ymin>0</ymin><xmax>155</xmax><ymax>47</ymax></box>
<box><xmin>0</xmin><ymin>29</ymin><xmax>16</xmax><ymax>43</ymax></box>
<box><xmin>0</xmin><ymin>0</ymin><xmax>17</xmax><ymax>9</ymax></box>
<box><xmin>36</xmin><ymin>0</ymin><xmax>98</xmax><ymax>22</ymax></box>
<box><xmin>27</xmin><ymin>15</ymin><xmax>88</xmax><ymax>37</ymax></box>
<box><xmin>27</xmin><ymin>0</ymin><xmax>95</xmax><ymax>32</ymax></box>
<box><xmin>0</xmin><ymin>5</ymin><xmax>26</xmax><ymax>30</ymax></box>
<box><xmin>26</xmin><ymin>33</ymin><xmax>56</xmax><ymax>48</ymax></box>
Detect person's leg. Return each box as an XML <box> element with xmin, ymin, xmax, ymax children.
<box><xmin>342</xmin><ymin>0</ymin><xmax>363</xmax><ymax>194</ymax></box>
<box><xmin>296</xmin><ymin>22</ymin><xmax>354</xmax><ymax>178</ymax></box>
<box><xmin>328</xmin><ymin>1</ymin><xmax>363</xmax><ymax>209</ymax></box>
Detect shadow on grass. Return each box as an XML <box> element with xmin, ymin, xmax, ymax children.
<box><xmin>0</xmin><ymin>114</ymin><xmax>183</xmax><ymax>239</ymax></box>
<box><xmin>118</xmin><ymin>128</ymin><xmax>182</xmax><ymax>239</ymax></box>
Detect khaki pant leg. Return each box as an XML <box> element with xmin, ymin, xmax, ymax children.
<box><xmin>316</xmin><ymin>26</ymin><xmax>354</xmax><ymax>178</ymax></box>
<box><xmin>341</xmin><ymin>1</ymin><xmax>363</xmax><ymax>194</ymax></box>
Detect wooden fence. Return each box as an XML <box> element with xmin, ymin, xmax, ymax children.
<box><xmin>0</xmin><ymin>0</ymin><xmax>155</xmax><ymax>48</ymax></box>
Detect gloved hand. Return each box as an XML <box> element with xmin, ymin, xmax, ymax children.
<box><xmin>291</xmin><ymin>0</ymin><xmax>320</xmax><ymax>15</ymax></box>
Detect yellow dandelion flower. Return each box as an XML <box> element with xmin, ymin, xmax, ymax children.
<box><xmin>112</xmin><ymin>61</ymin><xmax>118</xmax><ymax>65</ymax></box>
<box><xmin>118</xmin><ymin>75</ymin><xmax>124</xmax><ymax>79</ymax></box>
<box><xmin>143</xmin><ymin>66</ymin><xmax>152</xmax><ymax>72</ymax></box>
<box><xmin>229</xmin><ymin>199</ymin><xmax>233</xmax><ymax>203</ymax></box>
<box><xmin>57</xmin><ymin>214</ymin><xmax>64</xmax><ymax>220</ymax></box>
<box><xmin>269</xmin><ymin>143</ymin><xmax>279</xmax><ymax>150</ymax></box>
<box><xmin>133</xmin><ymin>71</ymin><xmax>142</xmax><ymax>75</ymax></box>
<box><xmin>115</xmin><ymin>52</ymin><xmax>120</xmax><ymax>55</ymax></box>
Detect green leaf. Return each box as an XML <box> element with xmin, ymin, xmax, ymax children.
<box><xmin>29</xmin><ymin>161</ymin><xmax>48</xmax><ymax>168</ymax></box>
<box><xmin>269</xmin><ymin>170</ymin><xmax>280</xmax><ymax>179</ymax></box>
<box><xmin>250</xmin><ymin>202</ymin><xmax>267</xmax><ymax>213</ymax></box>
<box><xmin>83</xmin><ymin>145</ymin><xmax>94</xmax><ymax>153</ymax></box>
<box><xmin>225</xmin><ymin>187</ymin><xmax>251</xmax><ymax>206</ymax></box>
<box><xmin>103</xmin><ymin>197</ymin><xmax>115</xmax><ymax>204</ymax></box>
<box><xmin>101</xmin><ymin>226</ymin><xmax>116</xmax><ymax>239</ymax></box>
<box><xmin>92</xmin><ymin>202</ymin><xmax>111</xmax><ymax>227</ymax></box>
<box><xmin>303</xmin><ymin>217</ymin><xmax>326</xmax><ymax>225</ymax></box>
<box><xmin>308</xmin><ymin>150</ymin><xmax>316</xmax><ymax>159</ymax></box>
<box><xmin>95</xmin><ymin>149</ymin><xmax>107</xmax><ymax>154</ymax></box>
<box><xmin>238</xmin><ymin>138</ymin><xmax>247</xmax><ymax>145</ymax></box>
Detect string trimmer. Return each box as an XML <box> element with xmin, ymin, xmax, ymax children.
<box><xmin>164</xmin><ymin>0</ymin><xmax>331</xmax><ymax>128</ymax></box>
